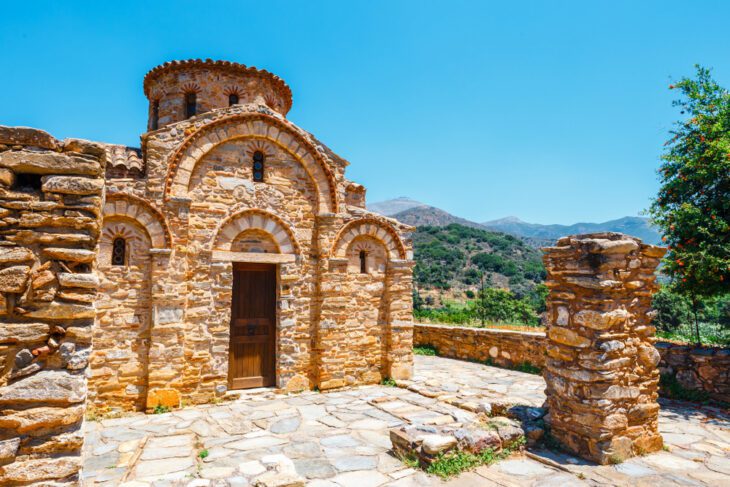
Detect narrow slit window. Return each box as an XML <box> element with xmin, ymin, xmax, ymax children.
<box><xmin>111</xmin><ymin>238</ymin><xmax>126</xmax><ymax>266</ymax></box>
<box><xmin>359</xmin><ymin>250</ymin><xmax>368</xmax><ymax>274</ymax></box>
<box><xmin>151</xmin><ymin>100</ymin><xmax>160</xmax><ymax>130</ymax></box>
<box><xmin>252</xmin><ymin>151</ymin><xmax>265</xmax><ymax>182</ymax></box>
<box><xmin>229</xmin><ymin>93</ymin><xmax>239</xmax><ymax>106</ymax></box>
<box><xmin>185</xmin><ymin>92</ymin><xmax>197</xmax><ymax>118</ymax></box>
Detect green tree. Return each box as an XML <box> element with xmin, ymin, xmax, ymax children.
<box><xmin>650</xmin><ymin>65</ymin><xmax>730</xmax><ymax>344</ymax></box>
<box><xmin>412</xmin><ymin>288</ymin><xmax>424</xmax><ymax>312</ymax></box>
<box><xmin>651</xmin><ymin>287</ymin><xmax>692</xmax><ymax>332</ymax></box>
<box><xmin>471</xmin><ymin>285</ymin><xmax>540</xmax><ymax>326</ymax></box>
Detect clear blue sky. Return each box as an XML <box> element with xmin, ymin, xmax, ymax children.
<box><xmin>2</xmin><ymin>1</ymin><xmax>728</xmax><ymax>224</ymax></box>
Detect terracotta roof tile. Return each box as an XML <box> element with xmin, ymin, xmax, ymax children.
<box><xmin>105</xmin><ymin>145</ymin><xmax>144</xmax><ymax>173</ymax></box>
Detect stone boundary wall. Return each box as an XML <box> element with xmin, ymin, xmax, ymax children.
<box><xmin>656</xmin><ymin>341</ymin><xmax>730</xmax><ymax>403</ymax></box>
<box><xmin>0</xmin><ymin>127</ymin><xmax>105</xmax><ymax>485</ymax></box>
<box><xmin>413</xmin><ymin>323</ymin><xmax>546</xmax><ymax>369</ymax></box>
<box><xmin>414</xmin><ymin>324</ymin><xmax>730</xmax><ymax>402</ymax></box>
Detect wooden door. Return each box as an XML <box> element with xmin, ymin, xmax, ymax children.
<box><xmin>228</xmin><ymin>263</ymin><xmax>276</xmax><ymax>389</ymax></box>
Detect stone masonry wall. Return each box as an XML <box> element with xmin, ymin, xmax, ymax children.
<box><xmin>414</xmin><ymin>323</ymin><xmax>546</xmax><ymax>369</ymax></box>
<box><xmin>414</xmin><ymin>324</ymin><xmax>730</xmax><ymax>404</ymax></box>
<box><xmin>542</xmin><ymin>233</ymin><xmax>666</xmax><ymax>464</ymax></box>
<box><xmin>657</xmin><ymin>342</ymin><xmax>730</xmax><ymax>403</ymax></box>
<box><xmin>0</xmin><ymin>127</ymin><xmax>104</xmax><ymax>485</ymax></box>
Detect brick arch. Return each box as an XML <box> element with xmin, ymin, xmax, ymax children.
<box><xmin>163</xmin><ymin>113</ymin><xmax>338</xmax><ymax>213</ymax></box>
<box><xmin>214</xmin><ymin>209</ymin><xmax>300</xmax><ymax>254</ymax></box>
<box><xmin>332</xmin><ymin>219</ymin><xmax>406</xmax><ymax>260</ymax></box>
<box><xmin>103</xmin><ymin>194</ymin><xmax>172</xmax><ymax>249</ymax></box>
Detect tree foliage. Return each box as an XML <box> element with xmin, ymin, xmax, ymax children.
<box><xmin>472</xmin><ymin>287</ymin><xmax>540</xmax><ymax>326</ymax></box>
<box><xmin>650</xmin><ymin>65</ymin><xmax>730</xmax><ymax>297</ymax></box>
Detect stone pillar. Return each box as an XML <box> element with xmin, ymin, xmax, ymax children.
<box><xmin>0</xmin><ymin>128</ymin><xmax>105</xmax><ymax>484</ymax></box>
<box><xmin>145</xmin><ymin>247</ymin><xmax>186</xmax><ymax>410</ymax></box>
<box><xmin>317</xmin><ymin>257</ymin><xmax>350</xmax><ymax>390</ymax></box>
<box><xmin>385</xmin><ymin>260</ymin><xmax>415</xmax><ymax>380</ymax></box>
<box><xmin>542</xmin><ymin>233</ymin><xmax>666</xmax><ymax>464</ymax></box>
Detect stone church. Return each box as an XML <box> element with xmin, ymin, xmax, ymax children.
<box><xmin>0</xmin><ymin>59</ymin><xmax>415</xmax><ymax>415</ymax></box>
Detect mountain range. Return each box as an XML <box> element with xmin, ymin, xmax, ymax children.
<box><xmin>368</xmin><ymin>197</ymin><xmax>661</xmax><ymax>246</ymax></box>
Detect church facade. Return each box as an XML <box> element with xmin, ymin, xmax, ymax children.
<box><xmin>5</xmin><ymin>59</ymin><xmax>415</xmax><ymax>413</ymax></box>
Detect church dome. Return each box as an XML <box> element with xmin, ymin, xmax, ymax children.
<box><xmin>143</xmin><ymin>59</ymin><xmax>293</xmax><ymax>130</ymax></box>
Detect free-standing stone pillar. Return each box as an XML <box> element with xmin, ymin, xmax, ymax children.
<box><xmin>542</xmin><ymin>233</ymin><xmax>666</xmax><ymax>464</ymax></box>
<box><xmin>384</xmin><ymin>259</ymin><xmax>415</xmax><ymax>380</ymax></box>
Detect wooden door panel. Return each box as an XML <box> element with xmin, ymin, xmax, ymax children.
<box><xmin>228</xmin><ymin>264</ymin><xmax>276</xmax><ymax>389</ymax></box>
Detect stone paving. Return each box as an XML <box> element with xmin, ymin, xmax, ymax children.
<box><xmin>82</xmin><ymin>356</ymin><xmax>730</xmax><ymax>486</ymax></box>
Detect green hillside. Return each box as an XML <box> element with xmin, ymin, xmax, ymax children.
<box><xmin>413</xmin><ymin>223</ymin><xmax>545</xmax><ymax>298</ymax></box>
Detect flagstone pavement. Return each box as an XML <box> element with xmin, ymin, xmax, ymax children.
<box><xmin>82</xmin><ymin>356</ymin><xmax>730</xmax><ymax>486</ymax></box>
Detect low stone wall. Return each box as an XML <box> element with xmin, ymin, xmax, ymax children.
<box><xmin>657</xmin><ymin>342</ymin><xmax>730</xmax><ymax>403</ymax></box>
<box><xmin>414</xmin><ymin>324</ymin><xmax>730</xmax><ymax>404</ymax></box>
<box><xmin>413</xmin><ymin>323</ymin><xmax>546</xmax><ymax>369</ymax></box>
<box><xmin>0</xmin><ymin>127</ymin><xmax>105</xmax><ymax>485</ymax></box>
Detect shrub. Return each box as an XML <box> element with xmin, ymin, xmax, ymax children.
<box><xmin>413</xmin><ymin>345</ymin><xmax>438</xmax><ymax>356</ymax></box>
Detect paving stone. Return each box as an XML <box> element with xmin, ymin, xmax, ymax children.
<box><xmin>134</xmin><ymin>456</ymin><xmax>195</xmax><ymax>478</ymax></box>
<box><xmin>320</xmin><ymin>434</ymin><xmax>361</xmax><ymax>448</ymax></box>
<box><xmin>140</xmin><ymin>445</ymin><xmax>191</xmax><ymax>460</ymax></box>
<box><xmin>350</xmin><ymin>418</ymin><xmax>389</xmax><ymax>430</ymax></box>
<box><xmin>228</xmin><ymin>436</ymin><xmax>288</xmax><ymax>450</ymax></box>
<box><xmin>283</xmin><ymin>441</ymin><xmax>322</xmax><ymax>459</ymax></box>
<box><xmin>529</xmin><ymin>472</ymin><xmax>589</xmax><ymax>486</ymax></box>
<box><xmin>298</xmin><ymin>405</ymin><xmax>327</xmax><ymax>420</ymax></box>
<box><xmin>228</xmin><ymin>477</ymin><xmax>251</xmax><ymax>487</ymax></box>
<box><xmin>330</xmin><ymin>470</ymin><xmax>389</xmax><ymax>487</ymax></box>
<box><xmin>495</xmin><ymin>458</ymin><xmax>555</xmax><ymax>476</ymax></box>
<box><xmin>146</xmin><ymin>434</ymin><xmax>194</xmax><ymax>449</ymax></box>
<box><xmin>332</xmin><ymin>455</ymin><xmax>378</xmax><ymax>472</ymax></box>
<box><xmin>239</xmin><ymin>460</ymin><xmax>267</xmax><ymax>476</ymax></box>
<box><xmin>93</xmin><ymin>442</ymin><xmax>119</xmax><ymax>456</ymax></box>
<box><xmin>641</xmin><ymin>452</ymin><xmax>701</xmax><ymax>471</ymax></box>
<box><xmin>293</xmin><ymin>458</ymin><xmax>336</xmax><ymax>479</ymax></box>
<box><xmin>705</xmin><ymin>455</ymin><xmax>730</xmax><ymax>475</ymax></box>
<box><xmin>614</xmin><ymin>462</ymin><xmax>657</xmax><ymax>477</ymax></box>
<box><xmin>270</xmin><ymin>417</ymin><xmax>301</xmax><ymax>434</ymax></box>
<box><xmin>200</xmin><ymin>466</ymin><xmax>236</xmax><ymax>479</ymax></box>
<box><xmin>318</xmin><ymin>415</ymin><xmax>346</xmax><ymax>428</ymax></box>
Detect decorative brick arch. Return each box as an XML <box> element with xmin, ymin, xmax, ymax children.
<box><xmin>103</xmin><ymin>194</ymin><xmax>172</xmax><ymax>249</ymax></box>
<box><xmin>332</xmin><ymin>219</ymin><xmax>406</xmax><ymax>260</ymax></box>
<box><xmin>214</xmin><ymin>209</ymin><xmax>300</xmax><ymax>255</ymax></box>
<box><xmin>163</xmin><ymin>113</ymin><xmax>338</xmax><ymax>213</ymax></box>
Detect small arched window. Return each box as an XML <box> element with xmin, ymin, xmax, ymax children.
<box><xmin>359</xmin><ymin>250</ymin><xmax>368</xmax><ymax>274</ymax></box>
<box><xmin>151</xmin><ymin>100</ymin><xmax>160</xmax><ymax>130</ymax></box>
<box><xmin>252</xmin><ymin>151</ymin><xmax>265</xmax><ymax>182</ymax></box>
<box><xmin>112</xmin><ymin>238</ymin><xmax>126</xmax><ymax>266</ymax></box>
<box><xmin>185</xmin><ymin>92</ymin><xmax>197</xmax><ymax>118</ymax></box>
<box><xmin>229</xmin><ymin>93</ymin><xmax>239</xmax><ymax>106</ymax></box>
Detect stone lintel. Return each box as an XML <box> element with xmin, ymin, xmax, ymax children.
<box><xmin>149</xmin><ymin>248</ymin><xmax>172</xmax><ymax>256</ymax></box>
<box><xmin>211</xmin><ymin>250</ymin><xmax>295</xmax><ymax>264</ymax></box>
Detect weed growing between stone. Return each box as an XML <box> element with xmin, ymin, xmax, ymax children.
<box><xmin>476</xmin><ymin>356</ymin><xmax>541</xmax><ymax>376</ymax></box>
<box><xmin>402</xmin><ymin>453</ymin><xmax>420</xmax><ymax>469</ymax></box>
<box><xmin>514</xmin><ymin>361</ymin><xmax>541</xmax><ymax>375</ymax></box>
<box><xmin>413</xmin><ymin>344</ymin><xmax>438</xmax><ymax>356</ymax></box>
<box><xmin>381</xmin><ymin>377</ymin><xmax>397</xmax><ymax>387</ymax></box>
<box><xmin>197</xmin><ymin>449</ymin><xmax>209</xmax><ymax>459</ymax></box>
<box><xmin>424</xmin><ymin>436</ymin><xmax>526</xmax><ymax>479</ymax></box>
<box><xmin>153</xmin><ymin>404</ymin><xmax>171</xmax><ymax>414</ymax></box>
